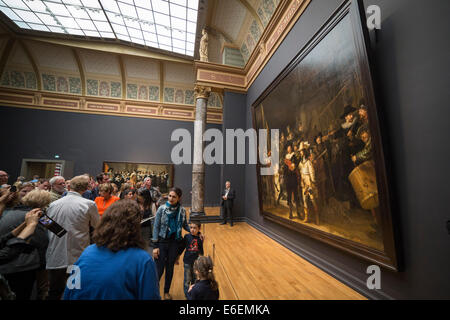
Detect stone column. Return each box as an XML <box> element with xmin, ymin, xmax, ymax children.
<box><xmin>190</xmin><ymin>85</ymin><xmax>211</xmax><ymax>217</ymax></box>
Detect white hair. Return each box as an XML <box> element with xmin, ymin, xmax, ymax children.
<box><xmin>49</xmin><ymin>176</ymin><xmax>65</xmax><ymax>185</ymax></box>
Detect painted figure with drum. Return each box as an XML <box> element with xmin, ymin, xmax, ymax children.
<box><xmin>257</xmin><ymin>99</ymin><xmax>382</xmax><ymax>251</ymax></box>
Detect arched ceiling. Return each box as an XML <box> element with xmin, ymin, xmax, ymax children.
<box><xmin>203</xmin><ymin>0</ymin><xmax>281</xmax><ymax>67</ymax></box>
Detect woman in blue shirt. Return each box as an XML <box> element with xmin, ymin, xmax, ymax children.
<box><xmin>63</xmin><ymin>200</ymin><xmax>160</xmax><ymax>300</ymax></box>
<box><xmin>152</xmin><ymin>187</ymin><xmax>189</xmax><ymax>300</ymax></box>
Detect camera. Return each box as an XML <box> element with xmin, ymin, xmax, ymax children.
<box><xmin>9</xmin><ymin>185</ymin><xmax>17</xmax><ymax>192</ymax></box>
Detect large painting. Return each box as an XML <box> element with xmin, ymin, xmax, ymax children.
<box><xmin>102</xmin><ymin>161</ymin><xmax>174</xmax><ymax>194</ymax></box>
<box><xmin>253</xmin><ymin>0</ymin><xmax>398</xmax><ymax>270</ymax></box>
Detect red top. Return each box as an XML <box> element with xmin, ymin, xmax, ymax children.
<box><xmin>94</xmin><ymin>196</ymin><xmax>120</xmax><ymax>217</ymax></box>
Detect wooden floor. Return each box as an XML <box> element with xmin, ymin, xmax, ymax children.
<box><xmin>159</xmin><ymin>208</ymin><xmax>366</xmax><ymax>300</ymax></box>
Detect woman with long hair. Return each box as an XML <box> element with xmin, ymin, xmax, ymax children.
<box><xmin>152</xmin><ymin>187</ymin><xmax>189</xmax><ymax>300</ymax></box>
<box><xmin>137</xmin><ymin>188</ymin><xmax>153</xmax><ymax>254</ymax></box>
<box><xmin>63</xmin><ymin>200</ymin><xmax>160</xmax><ymax>300</ymax></box>
<box><xmin>129</xmin><ymin>172</ymin><xmax>137</xmax><ymax>187</ymax></box>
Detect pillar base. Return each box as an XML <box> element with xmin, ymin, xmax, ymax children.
<box><xmin>189</xmin><ymin>209</ymin><xmax>206</xmax><ymax>222</ymax></box>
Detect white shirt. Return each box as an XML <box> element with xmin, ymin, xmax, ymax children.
<box><xmin>45</xmin><ymin>191</ymin><xmax>99</xmax><ymax>269</ymax></box>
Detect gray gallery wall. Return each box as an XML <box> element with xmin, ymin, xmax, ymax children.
<box><xmin>221</xmin><ymin>91</ymin><xmax>248</xmax><ymax>218</ymax></box>
<box><xmin>0</xmin><ymin>106</ymin><xmax>222</xmax><ymax>206</ymax></box>
<box><xmin>241</xmin><ymin>0</ymin><xmax>450</xmax><ymax>299</ymax></box>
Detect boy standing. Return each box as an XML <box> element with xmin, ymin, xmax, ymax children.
<box><xmin>182</xmin><ymin>222</ymin><xmax>204</xmax><ymax>298</ymax></box>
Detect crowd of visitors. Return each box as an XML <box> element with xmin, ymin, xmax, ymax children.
<box><xmin>0</xmin><ymin>169</ymin><xmax>219</xmax><ymax>301</ymax></box>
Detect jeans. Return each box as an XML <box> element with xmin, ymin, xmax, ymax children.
<box><xmin>183</xmin><ymin>263</ymin><xmax>194</xmax><ymax>299</ymax></box>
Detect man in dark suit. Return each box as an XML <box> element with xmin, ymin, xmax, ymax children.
<box><xmin>220</xmin><ymin>181</ymin><xmax>236</xmax><ymax>226</ymax></box>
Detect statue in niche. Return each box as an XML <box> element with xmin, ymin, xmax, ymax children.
<box><xmin>199</xmin><ymin>28</ymin><xmax>209</xmax><ymax>62</ymax></box>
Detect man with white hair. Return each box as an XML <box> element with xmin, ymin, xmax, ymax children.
<box><xmin>45</xmin><ymin>175</ymin><xmax>99</xmax><ymax>300</ymax></box>
<box><xmin>49</xmin><ymin>176</ymin><xmax>66</xmax><ymax>203</ymax></box>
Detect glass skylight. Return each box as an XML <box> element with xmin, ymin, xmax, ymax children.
<box><xmin>0</xmin><ymin>0</ymin><xmax>198</xmax><ymax>56</ymax></box>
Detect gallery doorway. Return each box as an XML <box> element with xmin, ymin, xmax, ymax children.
<box><xmin>20</xmin><ymin>159</ymin><xmax>74</xmax><ymax>180</ymax></box>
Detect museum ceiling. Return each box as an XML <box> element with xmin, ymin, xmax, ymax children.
<box><xmin>0</xmin><ymin>0</ymin><xmax>281</xmax><ymax>67</ymax></box>
<box><xmin>0</xmin><ymin>0</ymin><xmax>307</xmax><ymax>123</ymax></box>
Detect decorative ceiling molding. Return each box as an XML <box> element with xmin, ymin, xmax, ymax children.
<box><xmin>195</xmin><ymin>0</ymin><xmax>312</xmax><ymax>92</ymax></box>
<box><xmin>0</xmin><ymin>87</ymin><xmax>223</xmax><ymax>124</ymax></box>
<box><xmin>245</xmin><ymin>0</ymin><xmax>311</xmax><ymax>87</ymax></box>
<box><xmin>195</xmin><ymin>61</ymin><xmax>246</xmax><ymax>92</ymax></box>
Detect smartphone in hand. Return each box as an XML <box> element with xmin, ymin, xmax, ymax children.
<box><xmin>39</xmin><ymin>212</ymin><xmax>67</xmax><ymax>237</ymax></box>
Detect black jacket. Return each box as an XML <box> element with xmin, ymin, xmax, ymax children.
<box><xmin>0</xmin><ymin>232</ymin><xmax>33</xmax><ymax>265</ymax></box>
<box><xmin>187</xmin><ymin>280</ymin><xmax>219</xmax><ymax>300</ymax></box>
<box><xmin>0</xmin><ymin>207</ymin><xmax>48</xmax><ymax>274</ymax></box>
<box><xmin>182</xmin><ymin>233</ymin><xmax>204</xmax><ymax>265</ymax></box>
<box><xmin>220</xmin><ymin>188</ymin><xmax>235</xmax><ymax>206</ymax></box>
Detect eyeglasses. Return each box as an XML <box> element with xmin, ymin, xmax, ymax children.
<box><xmin>0</xmin><ymin>174</ymin><xmax>8</xmax><ymax>177</ymax></box>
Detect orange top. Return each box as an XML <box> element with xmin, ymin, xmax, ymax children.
<box><xmin>95</xmin><ymin>196</ymin><xmax>120</xmax><ymax>217</ymax></box>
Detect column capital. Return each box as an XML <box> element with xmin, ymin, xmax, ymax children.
<box><xmin>194</xmin><ymin>85</ymin><xmax>211</xmax><ymax>100</ymax></box>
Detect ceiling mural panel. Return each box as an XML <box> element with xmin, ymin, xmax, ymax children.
<box><xmin>8</xmin><ymin>43</ymin><xmax>30</xmax><ymax>67</ymax></box>
<box><xmin>124</xmin><ymin>56</ymin><xmax>160</xmax><ymax>81</ymax></box>
<box><xmin>164</xmin><ymin>61</ymin><xmax>195</xmax><ymax>84</ymax></box>
<box><xmin>2</xmin><ymin>43</ymin><xmax>37</xmax><ymax>91</ymax></box>
<box><xmin>213</xmin><ymin>0</ymin><xmax>247</xmax><ymax>42</ymax></box>
<box><xmin>25</xmin><ymin>41</ymin><xmax>78</xmax><ymax>72</ymax></box>
<box><xmin>79</xmin><ymin>49</ymin><xmax>120</xmax><ymax>76</ymax></box>
<box><xmin>1</xmin><ymin>70</ymin><xmax>36</xmax><ymax>90</ymax></box>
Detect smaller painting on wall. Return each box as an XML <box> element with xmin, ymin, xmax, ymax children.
<box><xmin>103</xmin><ymin>161</ymin><xmax>174</xmax><ymax>194</ymax></box>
